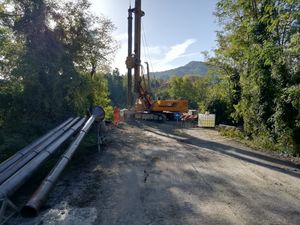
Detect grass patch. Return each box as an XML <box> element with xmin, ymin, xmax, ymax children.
<box><xmin>219</xmin><ymin>126</ymin><xmax>297</xmax><ymax>157</ymax></box>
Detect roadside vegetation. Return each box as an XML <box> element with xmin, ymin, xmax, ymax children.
<box><xmin>212</xmin><ymin>0</ymin><xmax>300</xmax><ymax>155</ymax></box>
<box><xmin>152</xmin><ymin>1</ymin><xmax>300</xmax><ymax>155</ymax></box>
<box><xmin>0</xmin><ymin>0</ymin><xmax>116</xmax><ymax>160</ymax></box>
<box><xmin>0</xmin><ymin>0</ymin><xmax>299</xmax><ymax>161</ymax></box>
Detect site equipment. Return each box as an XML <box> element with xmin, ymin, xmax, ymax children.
<box><xmin>126</xmin><ymin>0</ymin><xmax>188</xmax><ymax>121</ymax></box>
<box><xmin>21</xmin><ymin>106</ymin><xmax>105</xmax><ymax>217</ymax></box>
<box><xmin>0</xmin><ymin>106</ymin><xmax>105</xmax><ymax>223</ymax></box>
<box><xmin>0</xmin><ymin>118</ymin><xmax>85</xmax><ymax>224</ymax></box>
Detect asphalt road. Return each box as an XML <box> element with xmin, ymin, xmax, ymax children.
<box><xmin>9</xmin><ymin>121</ymin><xmax>300</xmax><ymax>225</ymax></box>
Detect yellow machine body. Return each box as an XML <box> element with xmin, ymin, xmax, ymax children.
<box><xmin>151</xmin><ymin>100</ymin><xmax>188</xmax><ymax>113</ymax></box>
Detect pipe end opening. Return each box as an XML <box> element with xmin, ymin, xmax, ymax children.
<box><xmin>21</xmin><ymin>205</ymin><xmax>38</xmax><ymax>218</ymax></box>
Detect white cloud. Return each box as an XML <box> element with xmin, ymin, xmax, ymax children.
<box><xmin>178</xmin><ymin>52</ymin><xmax>201</xmax><ymax>59</ymax></box>
<box><xmin>114</xmin><ymin>32</ymin><xmax>128</xmax><ymax>42</ymax></box>
<box><xmin>161</xmin><ymin>39</ymin><xmax>196</xmax><ymax>65</ymax></box>
<box><xmin>145</xmin><ymin>46</ymin><xmax>163</xmax><ymax>56</ymax></box>
<box><xmin>111</xmin><ymin>36</ymin><xmax>197</xmax><ymax>74</ymax></box>
<box><xmin>150</xmin><ymin>39</ymin><xmax>197</xmax><ymax>72</ymax></box>
<box><xmin>111</xmin><ymin>32</ymin><xmax>127</xmax><ymax>72</ymax></box>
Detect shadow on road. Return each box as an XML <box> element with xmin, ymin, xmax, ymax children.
<box><xmin>94</xmin><ymin>123</ymin><xmax>300</xmax><ymax>225</ymax></box>
<box><xmin>136</xmin><ymin>121</ymin><xmax>300</xmax><ymax>179</ymax></box>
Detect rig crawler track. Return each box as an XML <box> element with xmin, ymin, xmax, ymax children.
<box><xmin>134</xmin><ymin>112</ymin><xmax>166</xmax><ymax>122</ymax></box>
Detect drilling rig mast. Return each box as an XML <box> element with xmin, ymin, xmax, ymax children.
<box><xmin>126</xmin><ymin>0</ymin><xmax>188</xmax><ymax>121</ymax></box>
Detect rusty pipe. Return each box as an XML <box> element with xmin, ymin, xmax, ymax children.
<box><xmin>127</xmin><ymin>6</ymin><xmax>133</xmax><ymax>108</ymax></box>
<box><xmin>145</xmin><ymin>62</ymin><xmax>151</xmax><ymax>93</ymax></box>
<box><xmin>0</xmin><ymin>117</ymin><xmax>86</xmax><ymax>199</ymax></box>
<box><xmin>21</xmin><ymin>106</ymin><xmax>105</xmax><ymax>217</ymax></box>
<box><xmin>0</xmin><ymin>117</ymin><xmax>81</xmax><ymax>185</ymax></box>
<box><xmin>0</xmin><ymin>118</ymin><xmax>73</xmax><ymax>173</ymax></box>
<box><xmin>134</xmin><ymin>0</ymin><xmax>144</xmax><ymax>93</ymax></box>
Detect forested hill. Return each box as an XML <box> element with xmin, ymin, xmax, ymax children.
<box><xmin>151</xmin><ymin>61</ymin><xmax>210</xmax><ymax>79</ymax></box>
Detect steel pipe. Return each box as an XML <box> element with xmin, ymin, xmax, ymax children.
<box><xmin>0</xmin><ymin>117</ymin><xmax>86</xmax><ymax>199</ymax></box>
<box><xmin>127</xmin><ymin>6</ymin><xmax>133</xmax><ymax>108</ymax></box>
<box><xmin>22</xmin><ymin>106</ymin><xmax>105</xmax><ymax>217</ymax></box>
<box><xmin>134</xmin><ymin>0</ymin><xmax>143</xmax><ymax>93</ymax></box>
<box><xmin>0</xmin><ymin>118</ymin><xmax>73</xmax><ymax>173</ymax></box>
<box><xmin>0</xmin><ymin>118</ymin><xmax>81</xmax><ymax>185</ymax></box>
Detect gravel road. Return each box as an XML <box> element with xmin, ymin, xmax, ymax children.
<box><xmin>9</xmin><ymin>121</ymin><xmax>300</xmax><ymax>225</ymax></box>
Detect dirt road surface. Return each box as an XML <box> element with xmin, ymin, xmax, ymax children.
<box><xmin>10</xmin><ymin>121</ymin><xmax>300</xmax><ymax>225</ymax></box>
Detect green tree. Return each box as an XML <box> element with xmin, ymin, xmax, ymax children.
<box><xmin>0</xmin><ymin>0</ymin><xmax>116</xmax><ymax>158</ymax></box>
<box><xmin>54</xmin><ymin>0</ymin><xmax>117</xmax><ymax>77</ymax></box>
<box><xmin>106</xmin><ymin>68</ymin><xmax>127</xmax><ymax>108</ymax></box>
<box><xmin>214</xmin><ymin>0</ymin><xmax>300</xmax><ymax>153</ymax></box>
<box><xmin>0</xmin><ymin>0</ymin><xmax>116</xmax><ymax>121</ymax></box>
<box><xmin>168</xmin><ymin>76</ymin><xmax>198</xmax><ymax>108</ymax></box>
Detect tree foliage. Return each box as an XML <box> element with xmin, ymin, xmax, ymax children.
<box><xmin>212</xmin><ymin>0</ymin><xmax>300</xmax><ymax>153</ymax></box>
<box><xmin>154</xmin><ymin>74</ymin><xmax>233</xmax><ymax>124</ymax></box>
<box><xmin>105</xmin><ymin>68</ymin><xmax>127</xmax><ymax>109</ymax></box>
<box><xmin>0</xmin><ymin>0</ymin><xmax>116</xmax><ymax>157</ymax></box>
<box><xmin>0</xmin><ymin>0</ymin><xmax>116</xmax><ymax>120</ymax></box>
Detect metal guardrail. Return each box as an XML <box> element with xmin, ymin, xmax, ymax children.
<box><xmin>0</xmin><ymin>106</ymin><xmax>105</xmax><ymax>224</ymax></box>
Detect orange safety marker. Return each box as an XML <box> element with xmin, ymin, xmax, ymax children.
<box><xmin>113</xmin><ymin>107</ymin><xmax>120</xmax><ymax>125</ymax></box>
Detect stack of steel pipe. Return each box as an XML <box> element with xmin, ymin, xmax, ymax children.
<box><xmin>0</xmin><ymin>117</ymin><xmax>86</xmax><ymax>200</ymax></box>
<box><xmin>0</xmin><ymin>118</ymin><xmax>73</xmax><ymax>174</ymax></box>
<box><xmin>0</xmin><ymin>117</ymin><xmax>81</xmax><ymax>185</ymax></box>
<box><xmin>22</xmin><ymin>106</ymin><xmax>105</xmax><ymax>217</ymax></box>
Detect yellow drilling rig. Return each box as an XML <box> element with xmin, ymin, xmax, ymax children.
<box><xmin>126</xmin><ymin>0</ymin><xmax>188</xmax><ymax>121</ymax></box>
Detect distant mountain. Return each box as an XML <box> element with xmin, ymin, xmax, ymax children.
<box><xmin>150</xmin><ymin>61</ymin><xmax>212</xmax><ymax>80</ymax></box>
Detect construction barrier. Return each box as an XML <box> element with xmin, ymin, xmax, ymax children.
<box><xmin>198</xmin><ymin>113</ymin><xmax>216</xmax><ymax>128</ymax></box>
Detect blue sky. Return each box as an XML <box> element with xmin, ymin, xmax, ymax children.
<box><xmin>90</xmin><ymin>0</ymin><xmax>219</xmax><ymax>73</ymax></box>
